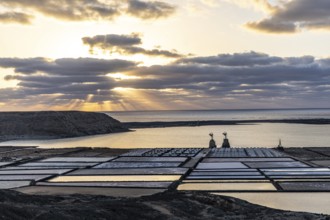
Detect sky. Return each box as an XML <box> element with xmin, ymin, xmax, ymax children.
<box><xmin>0</xmin><ymin>0</ymin><xmax>330</xmax><ymax>111</ymax></box>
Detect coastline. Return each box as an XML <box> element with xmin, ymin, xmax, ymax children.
<box><xmin>1</xmin><ymin>110</ymin><xmax>329</xmax><ymax>143</ymax></box>
<box><xmin>124</xmin><ymin>118</ymin><xmax>330</xmax><ymax>128</ymax></box>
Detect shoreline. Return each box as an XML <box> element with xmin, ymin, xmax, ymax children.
<box><xmin>0</xmin><ymin>129</ymin><xmax>135</xmax><ymax>143</ymax></box>
<box><xmin>123</xmin><ymin>118</ymin><xmax>330</xmax><ymax>128</ymax></box>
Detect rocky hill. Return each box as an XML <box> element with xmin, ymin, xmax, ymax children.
<box><xmin>0</xmin><ymin>111</ymin><xmax>129</xmax><ymax>141</ymax></box>
<box><xmin>0</xmin><ymin>190</ymin><xmax>327</xmax><ymax>220</ymax></box>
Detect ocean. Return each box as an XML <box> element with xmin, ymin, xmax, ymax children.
<box><xmin>106</xmin><ymin>108</ymin><xmax>330</xmax><ymax>122</ymax></box>
<box><xmin>1</xmin><ymin>109</ymin><xmax>330</xmax><ymax>148</ymax></box>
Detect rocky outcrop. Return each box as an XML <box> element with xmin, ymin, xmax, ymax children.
<box><xmin>0</xmin><ymin>111</ymin><xmax>129</xmax><ymax>141</ymax></box>
<box><xmin>0</xmin><ymin>190</ymin><xmax>327</xmax><ymax>220</ymax></box>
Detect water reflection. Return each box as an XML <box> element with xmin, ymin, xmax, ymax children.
<box><xmin>49</xmin><ymin>175</ymin><xmax>181</xmax><ymax>182</ymax></box>
<box><xmin>214</xmin><ymin>193</ymin><xmax>330</xmax><ymax>215</ymax></box>
<box><xmin>178</xmin><ymin>183</ymin><xmax>276</xmax><ymax>191</ymax></box>
<box><xmin>1</xmin><ymin>123</ymin><xmax>330</xmax><ymax>148</ymax></box>
<box><xmin>182</xmin><ymin>180</ymin><xmax>270</xmax><ymax>183</ymax></box>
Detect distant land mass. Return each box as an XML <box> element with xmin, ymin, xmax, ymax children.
<box><xmin>124</xmin><ymin>119</ymin><xmax>330</xmax><ymax>128</ymax></box>
<box><xmin>0</xmin><ymin>111</ymin><xmax>129</xmax><ymax>141</ymax></box>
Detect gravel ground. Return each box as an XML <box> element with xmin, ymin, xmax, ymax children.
<box><xmin>0</xmin><ymin>190</ymin><xmax>328</xmax><ymax>220</ymax></box>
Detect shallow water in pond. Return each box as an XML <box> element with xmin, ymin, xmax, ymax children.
<box><xmin>214</xmin><ymin>193</ymin><xmax>330</xmax><ymax>215</ymax></box>
<box><xmin>49</xmin><ymin>175</ymin><xmax>181</xmax><ymax>182</ymax></box>
<box><xmin>178</xmin><ymin>182</ymin><xmax>276</xmax><ymax>191</ymax></box>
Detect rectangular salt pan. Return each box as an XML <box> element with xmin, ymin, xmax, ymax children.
<box><xmin>206</xmin><ymin>148</ymin><xmax>284</xmax><ymax>158</ymax></box>
<box><xmin>94</xmin><ymin>162</ymin><xmax>181</xmax><ymax>169</ymax></box>
<box><xmin>202</xmin><ymin>158</ymin><xmax>295</xmax><ymax>163</ymax></box>
<box><xmin>37</xmin><ymin>181</ymin><xmax>172</xmax><ymax>188</ymax></box>
<box><xmin>186</xmin><ymin>176</ymin><xmax>266</xmax><ymax>180</ymax></box>
<box><xmin>41</xmin><ymin>157</ymin><xmax>114</xmax><ymax>163</ymax></box>
<box><xmin>310</xmin><ymin>160</ymin><xmax>330</xmax><ymax>167</ymax></box>
<box><xmin>196</xmin><ymin>162</ymin><xmax>248</xmax><ymax>169</ymax></box>
<box><xmin>142</xmin><ymin>148</ymin><xmax>202</xmax><ymax>157</ymax></box>
<box><xmin>4</xmin><ymin>166</ymin><xmax>80</xmax><ymax>169</ymax></box>
<box><xmin>268</xmin><ymin>176</ymin><xmax>330</xmax><ymax>179</ymax></box>
<box><xmin>0</xmin><ymin>169</ymin><xmax>72</xmax><ymax>175</ymax></box>
<box><xmin>194</xmin><ymin>169</ymin><xmax>258</xmax><ymax>172</ymax></box>
<box><xmin>274</xmin><ymin>179</ymin><xmax>330</xmax><ymax>182</ymax></box>
<box><xmin>190</xmin><ymin>171</ymin><xmax>261</xmax><ymax>176</ymax></box>
<box><xmin>264</xmin><ymin>171</ymin><xmax>330</xmax><ymax>176</ymax></box>
<box><xmin>48</xmin><ymin>175</ymin><xmax>181</xmax><ymax>182</ymax></box>
<box><xmin>261</xmin><ymin>168</ymin><xmax>330</xmax><ymax>172</ymax></box>
<box><xmin>279</xmin><ymin>182</ymin><xmax>330</xmax><ymax>191</ymax></box>
<box><xmin>244</xmin><ymin>162</ymin><xmax>309</xmax><ymax>168</ymax></box>
<box><xmin>177</xmin><ymin>182</ymin><xmax>277</xmax><ymax>191</ymax></box>
<box><xmin>113</xmin><ymin>157</ymin><xmax>187</xmax><ymax>162</ymax></box>
<box><xmin>69</xmin><ymin>168</ymin><xmax>188</xmax><ymax>175</ymax></box>
<box><xmin>245</xmin><ymin>148</ymin><xmax>284</xmax><ymax>157</ymax></box>
<box><xmin>0</xmin><ymin>175</ymin><xmax>51</xmax><ymax>181</ymax></box>
<box><xmin>182</xmin><ymin>180</ymin><xmax>270</xmax><ymax>183</ymax></box>
<box><xmin>0</xmin><ymin>181</ymin><xmax>31</xmax><ymax>189</ymax></box>
<box><xmin>120</xmin><ymin>149</ymin><xmax>152</xmax><ymax>157</ymax></box>
<box><xmin>19</xmin><ymin>162</ymin><xmax>97</xmax><ymax>167</ymax></box>
<box><xmin>2</xmin><ymin>166</ymin><xmax>74</xmax><ymax>170</ymax></box>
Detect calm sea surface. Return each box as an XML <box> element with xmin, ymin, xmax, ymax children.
<box><xmin>1</xmin><ymin>109</ymin><xmax>330</xmax><ymax>148</ymax></box>
<box><xmin>107</xmin><ymin>108</ymin><xmax>330</xmax><ymax>122</ymax></box>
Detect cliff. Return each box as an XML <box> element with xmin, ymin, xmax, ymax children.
<box><xmin>0</xmin><ymin>111</ymin><xmax>129</xmax><ymax>141</ymax></box>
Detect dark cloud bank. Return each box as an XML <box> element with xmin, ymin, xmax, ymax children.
<box><xmin>82</xmin><ymin>33</ymin><xmax>182</xmax><ymax>58</ymax></box>
<box><xmin>247</xmin><ymin>0</ymin><xmax>330</xmax><ymax>33</ymax></box>
<box><xmin>0</xmin><ymin>0</ymin><xmax>176</xmax><ymax>24</ymax></box>
<box><xmin>1</xmin><ymin>52</ymin><xmax>330</xmax><ymax>109</ymax></box>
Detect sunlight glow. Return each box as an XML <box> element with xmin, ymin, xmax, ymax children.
<box><xmin>112</xmin><ymin>87</ymin><xmax>135</xmax><ymax>92</ymax></box>
<box><xmin>0</xmin><ymin>68</ymin><xmax>19</xmax><ymax>88</ymax></box>
<box><xmin>106</xmin><ymin>73</ymin><xmax>141</xmax><ymax>81</ymax></box>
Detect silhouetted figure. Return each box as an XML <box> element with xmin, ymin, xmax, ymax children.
<box><xmin>221</xmin><ymin>132</ymin><xmax>231</xmax><ymax>148</ymax></box>
<box><xmin>209</xmin><ymin>133</ymin><xmax>217</xmax><ymax>148</ymax></box>
<box><xmin>277</xmin><ymin>138</ymin><xmax>284</xmax><ymax>151</ymax></box>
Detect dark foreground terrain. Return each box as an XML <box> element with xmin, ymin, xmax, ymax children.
<box><xmin>0</xmin><ymin>190</ymin><xmax>328</xmax><ymax>220</ymax></box>
<box><xmin>0</xmin><ymin>111</ymin><xmax>129</xmax><ymax>141</ymax></box>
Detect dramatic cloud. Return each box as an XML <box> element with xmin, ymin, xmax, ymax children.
<box><xmin>0</xmin><ymin>12</ymin><xmax>33</xmax><ymax>24</ymax></box>
<box><xmin>0</xmin><ymin>57</ymin><xmax>136</xmax><ymax>75</ymax></box>
<box><xmin>0</xmin><ymin>0</ymin><xmax>176</xmax><ymax>24</ymax></box>
<box><xmin>177</xmin><ymin>51</ymin><xmax>283</xmax><ymax>66</ymax></box>
<box><xmin>246</xmin><ymin>0</ymin><xmax>330</xmax><ymax>33</ymax></box>
<box><xmin>0</xmin><ymin>57</ymin><xmax>140</xmax><ymax>110</ymax></box>
<box><xmin>127</xmin><ymin>0</ymin><xmax>176</xmax><ymax>19</ymax></box>
<box><xmin>1</xmin><ymin>52</ymin><xmax>330</xmax><ymax>110</ymax></box>
<box><xmin>82</xmin><ymin>33</ymin><xmax>183</xmax><ymax>58</ymax></box>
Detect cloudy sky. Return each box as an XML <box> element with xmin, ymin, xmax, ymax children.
<box><xmin>0</xmin><ymin>0</ymin><xmax>330</xmax><ymax>111</ymax></box>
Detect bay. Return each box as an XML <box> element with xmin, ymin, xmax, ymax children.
<box><xmin>1</xmin><ymin>123</ymin><xmax>329</xmax><ymax>148</ymax></box>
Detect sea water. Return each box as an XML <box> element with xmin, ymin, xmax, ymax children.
<box><xmin>107</xmin><ymin>108</ymin><xmax>330</xmax><ymax>122</ymax></box>
<box><xmin>1</xmin><ymin>109</ymin><xmax>330</xmax><ymax>148</ymax></box>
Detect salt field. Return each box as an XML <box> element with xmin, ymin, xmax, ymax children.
<box><xmin>0</xmin><ymin>146</ymin><xmax>329</xmax><ymax>215</ymax></box>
